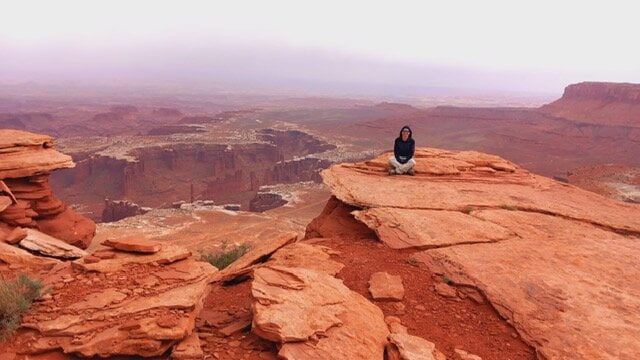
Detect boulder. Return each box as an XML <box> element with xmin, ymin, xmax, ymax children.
<box><xmin>19</xmin><ymin>228</ymin><xmax>87</xmax><ymax>259</ymax></box>
<box><xmin>368</xmin><ymin>271</ymin><xmax>405</xmax><ymax>301</ymax></box>
<box><xmin>250</xmin><ymin>242</ymin><xmax>389</xmax><ymax>360</ymax></box>
<box><xmin>253</xmin><ymin>265</ymin><xmax>389</xmax><ymax>359</ymax></box>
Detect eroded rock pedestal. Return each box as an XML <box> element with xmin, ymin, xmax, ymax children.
<box><xmin>321</xmin><ymin>148</ymin><xmax>640</xmax><ymax>360</ymax></box>
<box><xmin>0</xmin><ymin>130</ymin><xmax>96</xmax><ymax>249</ymax></box>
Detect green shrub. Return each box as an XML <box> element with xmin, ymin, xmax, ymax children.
<box><xmin>201</xmin><ymin>243</ymin><xmax>250</xmax><ymax>270</ymax></box>
<box><xmin>0</xmin><ymin>274</ymin><xmax>44</xmax><ymax>340</ymax></box>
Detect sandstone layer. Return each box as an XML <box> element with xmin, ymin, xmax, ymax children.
<box><xmin>250</xmin><ymin>242</ymin><xmax>391</xmax><ymax>360</ymax></box>
<box><xmin>321</xmin><ymin>148</ymin><xmax>640</xmax><ymax>360</ymax></box>
<box><xmin>0</xmin><ymin>130</ymin><xmax>96</xmax><ymax>248</ymax></box>
<box><xmin>541</xmin><ymin>81</ymin><xmax>640</xmax><ymax>126</ymax></box>
<box><xmin>15</xmin><ymin>243</ymin><xmax>217</xmax><ymax>357</ymax></box>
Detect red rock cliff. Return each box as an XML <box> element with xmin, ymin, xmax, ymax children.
<box><xmin>541</xmin><ymin>81</ymin><xmax>640</xmax><ymax>126</ymax></box>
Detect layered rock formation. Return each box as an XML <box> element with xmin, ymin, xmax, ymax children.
<box><xmin>14</xmin><ymin>238</ymin><xmax>217</xmax><ymax>357</ymax></box>
<box><xmin>320</xmin><ymin>148</ymin><xmax>640</xmax><ymax>360</ymax></box>
<box><xmin>541</xmin><ymin>81</ymin><xmax>640</xmax><ymax>126</ymax></box>
<box><xmin>0</xmin><ymin>130</ymin><xmax>95</xmax><ymax>248</ymax></box>
<box><xmin>51</xmin><ymin>129</ymin><xmax>335</xmax><ymax>220</ymax></box>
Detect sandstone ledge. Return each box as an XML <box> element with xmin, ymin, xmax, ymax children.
<box><xmin>321</xmin><ymin>147</ymin><xmax>640</xmax><ymax>360</ymax></box>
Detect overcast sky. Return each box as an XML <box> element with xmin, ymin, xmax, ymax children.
<box><xmin>1</xmin><ymin>0</ymin><xmax>639</xmax><ymax>95</ymax></box>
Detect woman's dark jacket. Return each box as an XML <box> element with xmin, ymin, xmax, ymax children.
<box><xmin>394</xmin><ymin>126</ymin><xmax>415</xmax><ymax>164</ymax></box>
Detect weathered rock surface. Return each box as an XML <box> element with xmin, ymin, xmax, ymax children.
<box><xmin>171</xmin><ymin>332</ymin><xmax>204</xmax><ymax>359</ymax></box>
<box><xmin>0</xmin><ymin>240</ymin><xmax>60</xmax><ymax>270</ymax></box>
<box><xmin>454</xmin><ymin>348</ymin><xmax>483</xmax><ymax>360</ymax></box>
<box><xmin>0</xmin><ymin>130</ymin><xmax>74</xmax><ymax>178</ymax></box>
<box><xmin>268</xmin><ymin>241</ymin><xmax>344</xmax><ymax>276</ymax></box>
<box><xmin>74</xmin><ymin>244</ymin><xmax>191</xmax><ymax>272</ymax></box>
<box><xmin>19</xmin><ymin>228</ymin><xmax>87</xmax><ymax>259</ymax></box>
<box><xmin>0</xmin><ymin>224</ymin><xmax>27</xmax><ymax>244</ymax></box>
<box><xmin>0</xmin><ymin>130</ymin><xmax>96</xmax><ymax>248</ymax></box>
<box><xmin>354</xmin><ymin>208</ymin><xmax>514</xmax><ymax>250</ymax></box>
<box><xmin>18</xmin><ymin>246</ymin><xmax>217</xmax><ymax>357</ymax></box>
<box><xmin>103</xmin><ymin>235</ymin><xmax>162</xmax><ymax>253</ymax></box>
<box><xmin>250</xmin><ymin>242</ymin><xmax>389</xmax><ymax>359</ymax></box>
<box><xmin>321</xmin><ymin>148</ymin><xmax>640</xmax><ymax>360</ymax></box>
<box><xmin>369</xmin><ymin>271</ymin><xmax>405</xmax><ymax>301</ymax></box>
<box><xmin>387</xmin><ymin>333</ymin><xmax>446</xmax><ymax>360</ymax></box>
<box><xmin>541</xmin><ymin>81</ymin><xmax>640</xmax><ymax>126</ymax></box>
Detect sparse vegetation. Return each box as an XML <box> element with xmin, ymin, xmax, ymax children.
<box><xmin>0</xmin><ymin>274</ymin><xmax>44</xmax><ymax>340</ymax></box>
<box><xmin>501</xmin><ymin>204</ymin><xmax>518</xmax><ymax>211</ymax></box>
<box><xmin>201</xmin><ymin>243</ymin><xmax>250</xmax><ymax>270</ymax></box>
<box><xmin>462</xmin><ymin>206</ymin><xmax>474</xmax><ymax>214</ymax></box>
<box><xmin>441</xmin><ymin>274</ymin><xmax>453</xmax><ymax>285</ymax></box>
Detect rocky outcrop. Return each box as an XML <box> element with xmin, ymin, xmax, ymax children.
<box><xmin>0</xmin><ymin>130</ymin><xmax>96</xmax><ymax>248</ymax></box>
<box><xmin>249</xmin><ymin>192</ymin><xmax>287</xmax><ymax>212</ymax></box>
<box><xmin>541</xmin><ymin>81</ymin><xmax>640</xmax><ymax>126</ymax></box>
<box><xmin>16</xmin><ymin>239</ymin><xmax>217</xmax><ymax>358</ymax></box>
<box><xmin>101</xmin><ymin>199</ymin><xmax>151</xmax><ymax>222</ymax></box>
<box><xmin>250</xmin><ymin>242</ymin><xmax>390</xmax><ymax>359</ymax></box>
<box><xmin>320</xmin><ymin>148</ymin><xmax>640</xmax><ymax>360</ymax></box>
<box><xmin>559</xmin><ymin>81</ymin><xmax>640</xmax><ymax>102</ymax></box>
<box><xmin>19</xmin><ymin>228</ymin><xmax>87</xmax><ymax>259</ymax></box>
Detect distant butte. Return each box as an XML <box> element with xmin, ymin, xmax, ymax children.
<box><xmin>541</xmin><ymin>81</ymin><xmax>640</xmax><ymax>126</ymax></box>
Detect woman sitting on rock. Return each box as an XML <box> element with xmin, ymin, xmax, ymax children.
<box><xmin>389</xmin><ymin>126</ymin><xmax>416</xmax><ymax>176</ymax></box>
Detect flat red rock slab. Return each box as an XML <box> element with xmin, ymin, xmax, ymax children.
<box><xmin>368</xmin><ymin>271</ymin><xmax>405</xmax><ymax>301</ymax></box>
<box><xmin>103</xmin><ymin>236</ymin><xmax>162</xmax><ymax>253</ymax></box>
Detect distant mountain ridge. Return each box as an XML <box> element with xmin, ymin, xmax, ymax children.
<box><xmin>541</xmin><ymin>81</ymin><xmax>640</xmax><ymax>126</ymax></box>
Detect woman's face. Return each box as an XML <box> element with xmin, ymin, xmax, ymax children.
<box><xmin>401</xmin><ymin>131</ymin><xmax>410</xmax><ymax>141</ymax></box>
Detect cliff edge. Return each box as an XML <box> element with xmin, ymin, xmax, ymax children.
<box><xmin>318</xmin><ymin>147</ymin><xmax>640</xmax><ymax>360</ymax></box>
<box><xmin>541</xmin><ymin>81</ymin><xmax>640</xmax><ymax>126</ymax></box>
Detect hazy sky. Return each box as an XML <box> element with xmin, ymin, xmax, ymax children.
<box><xmin>1</xmin><ymin>0</ymin><xmax>639</xmax><ymax>95</ymax></box>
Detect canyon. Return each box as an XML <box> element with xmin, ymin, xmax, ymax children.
<box><xmin>2</xmin><ymin>139</ymin><xmax>639</xmax><ymax>359</ymax></box>
<box><xmin>1</xmin><ymin>81</ymin><xmax>640</xmax><ymax>359</ymax></box>
<box><xmin>50</xmin><ymin>128</ymin><xmax>335</xmax><ymax>221</ymax></box>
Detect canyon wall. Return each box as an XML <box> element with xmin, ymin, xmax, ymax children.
<box><xmin>50</xmin><ymin>129</ymin><xmax>335</xmax><ymax>220</ymax></box>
